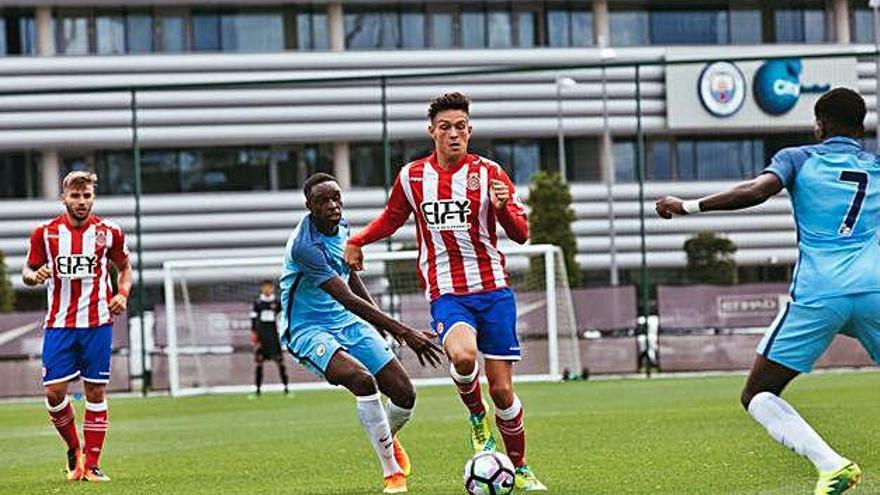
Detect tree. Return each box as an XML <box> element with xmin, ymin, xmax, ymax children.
<box><xmin>0</xmin><ymin>249</ymin><xmax>14</xmax><ymax>312</ymax></box>
<box><xmin>525</xmin><ymin>171</ymin><xmax>582</xmax><ymax>288</ymax></box>
<box><xmin>683</xmin><ymin>231</ymin><xmax>737</xmax><ymax>285</ymax></box>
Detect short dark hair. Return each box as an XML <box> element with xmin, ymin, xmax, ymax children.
<box><xmin>428</xmin><ymin>92</ymin><xmax>470</xmax><ymax>121</ymax></box>
<box><xmin>260</xmin><ymin>279</ymin><xmax>274</xmax><ymax>286</ymax></box>
<box><xmin>302</xmin><ymin>172</ymin><xmax>336</xmax><ymax>199</ymax></box>
<box><xmin>814</xmin><ymin>87</ymin><xmax>866</xmax><ymax>137</ymax></box>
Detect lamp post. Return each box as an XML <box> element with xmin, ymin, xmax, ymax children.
<box><xmin>555</xmin><ymin>75</ymin><xmax>577</xmax><ymax>182</ymax></box>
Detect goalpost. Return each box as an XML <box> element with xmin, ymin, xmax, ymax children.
<box><xmin>161</xmin><ymin>244</ymin><xmax>580</xmax><ymax>397</ymax></box>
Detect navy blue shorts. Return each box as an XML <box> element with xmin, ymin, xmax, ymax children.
<box><xmin>41</xmin><ymin>324</ymin><xmax>113</xmax><ymax>385</ymax></box>
<box><xmin>430</xmin><ymin>288</ymin><xmax>521</xmax><ymax>360</ymax></box>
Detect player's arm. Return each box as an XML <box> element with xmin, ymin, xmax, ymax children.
<box><xmin>22</xmin><ymin>227</ymin><xmax>51</xmax><ymax>286</ymax></box>
<box><xmin>491</xmin><ymin>168</ymin><xmax>529</xmax><ymax>244</ymax></box>
<box><xmin>249</xmin><ymin>302</ymin><xmax>260</xmax><ymax>347</ymax></box>
<box><xmin>347</xmin><ymin>271</ymin><xmax>394</xmax><ymax>339</ymax></box>
<box><xmin>107</xmin><ymin>227</ymin><xmax>132</xmax><ymax>315</ymax></box>
<box><xmin>320</xmin><ymin>276</ymin><xmax>442</xmax><ymax>367</ymax></box>
<box><xmin>655</xmin><ymin>173</ymin><xmax>783</xmax><ymax>218</ymax></box>
<box><xmin>345</xmin><ymin>174</ymin><xmax>412</xmax><ymax>271</ymax></box>
<box><xmin>109</xmin><ymin>257</ymin><xmax>132</xmax><ymax>315</ymax></box>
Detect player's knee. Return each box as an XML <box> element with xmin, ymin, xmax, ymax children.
<box><xmin>84</xmin><ymin>384</ymin><xmax>106</xmax><ymax>404</ymax></box>
<box><xmin>488</xmin><ymin>381</ymin><xmax>513</xmax><ymax>408</ymax></box>
<box><xmin>448</xmin><ymin>348</ymin><xmax>478</xmax><ymax>374</ymax></box>
<box><xmin>392</xmin><ymin>380</ymin><xmax>416</xmax><ymax>409</ymax></box>
<box><xmin>346</xmin><ymin>370</ymin><xmax>378</xmax><ymax>396</ymax></box>
<box><xmin>44</xmin><ymin>386</ymin><xmax>66</xmax><ymax>406</ymax></box>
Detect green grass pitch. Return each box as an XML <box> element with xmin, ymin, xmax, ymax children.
<box><xmin>1</xmin><ymin>371</ymin><xmax>878</xmax><ymax>494</ymax></box>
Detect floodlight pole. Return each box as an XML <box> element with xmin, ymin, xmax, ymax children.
<box><xmin>634</xmin><ymin>65</ymin><xmax>651</xmax><ymax>378</ymax></box>
<box><xmin>555</xmin><ymin>74</ymin><xmax>567</xmax><ymax>182</ymax></box>
<box><xmin>130</xmin><ymin>90</ymin><xmax>148</xmax><ymax>396</ymax></box>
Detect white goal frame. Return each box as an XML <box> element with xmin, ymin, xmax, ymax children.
<box><xmin>162</xmin><ymin>244</ymin><xmax>578</xmax><ymax>397</ymax></box>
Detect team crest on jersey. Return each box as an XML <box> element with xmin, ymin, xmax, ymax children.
<box><xmin>95</xmin><ymin>231</ymin><xmax>107</xmax><ymax>247</ymax></box>
<box><xmin>466</xmin><ymin>172</ymin><xmax>480</xmax><ymax>191</ymax></box>
<box><xmin>316</xmin><ymin>344</ymin><xmax>327</xmax><ymax>357</ymax></box>
<box><xmin>55</xmin><ymin>255</ymin><xmax>97</xmax><ymax>279</ymax></box>
<box><xmin>420</xmin><ymin>200</ymin><xmax>472</xmax><ymax>231</ymax></box>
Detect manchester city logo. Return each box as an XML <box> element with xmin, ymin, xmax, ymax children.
<box><xmin>698</xmin><ymin>61</ymin><xmax>746</xmax><ymax>118</ymax></box>
<box><xmin>316</xmin><ymin>344</ymin><xmax>326</xmax><ymax>357</ymax></box>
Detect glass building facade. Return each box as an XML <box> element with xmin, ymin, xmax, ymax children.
<box><xmin>0</xmin><ymin>2</ymin><xmax>841</xmax><ymax>56</ymax></box>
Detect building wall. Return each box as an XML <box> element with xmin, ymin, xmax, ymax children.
<box><xmin>0</xmin><ymin>0</ymin><xmax>875</xmax><ymax>285</ymax></box>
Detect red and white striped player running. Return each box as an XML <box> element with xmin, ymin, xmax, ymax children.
<box><xmin>22</xmin><ymin>171</ymin><xmax>132</xmax><ymax>483</ymax></box>
<box><xmin>345</xmin><ymin>92</ymin><xmax>547</xmax><ymax>491</ymax></box>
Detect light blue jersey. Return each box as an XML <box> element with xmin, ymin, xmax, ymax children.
<box><xmin>764</xmin><ymin>136</ymin><xmax>880</xmax><ymax>302</ymax></box>
<box><xmin>757</xmin><ymin>136</ymin><xmax>880</xmax><ymax>373</ymax></box>
<box><xmin>278</xmin><ymin>214</ymin><xmax>359</xmax><ymax>339</ymax></box>
<box><xmin>277</xmin><ymin>214</ymin><xmax>394</xmax><ymax>378</ymax></box>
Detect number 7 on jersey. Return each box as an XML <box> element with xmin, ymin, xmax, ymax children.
<box><xmin>838</xmin><ymin>170</ymin><xmax>868</xmax><ymax>236</ymax></box>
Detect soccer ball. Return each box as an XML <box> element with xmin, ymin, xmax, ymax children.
<box><xmin>463</xmin><ymin>451</ymin><xmax>515</xmax><ymax>495</ymax></box>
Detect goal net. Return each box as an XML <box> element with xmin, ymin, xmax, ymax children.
<box><xmin>160</xmin><ymin>244</ymin><xmax>580</xmax><ymax>397</ymax></box>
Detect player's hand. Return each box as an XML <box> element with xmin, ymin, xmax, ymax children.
<box><xmin>490</xmin><ymin>179</ymin><xmax>510</xmax><ymax>210</ymax></box>
<box><xmin>655</xmin><ymin>196</ymin><xmax>686</xmax><ymax>219</ymax></box>
<box><xmin>27</xmin><ymin>265</ymin><xmax>52</xmax><ymax>285</ymax></box>
<box><xmin>109</xmin><ymin>294</ymin><xmax>127</xmax><ymax>315</ymax></box>
<box><xmin>400</xmin><ymin>329</ymin><xmax>444</xmax><ymax>368</ymax></box>
<box><xmin>344</xmin><ymin>242</ymin><xmax>364</xmax><ymax>271</ymax></box>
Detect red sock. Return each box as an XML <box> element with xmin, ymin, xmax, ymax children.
<box><xmin>451</xmin><ymin>364</ymin><xmax>486</xmax><ymax>416</ymax></box>
<box><xmin>496</xmin><ymin>395</ymin><xmax>526</xmax><ymax>467</ymax></box>
<box><xmin>47</xmin><ymin>396</ymin><xmax>80</xmax><ymax>452</ymax></box>
<box><xmin>83</xmin><ymin>401</ymin><xmax>108</xmax><ymax>468</ymax></box>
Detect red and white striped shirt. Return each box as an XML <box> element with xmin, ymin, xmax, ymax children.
<box><xmin>349</xmin><ymin>153</ymin><xmax>529</xmax><ymax>301</ymax></box>
<box><xmin>27</xmin><ymin>215</ymin><xmax>129</xmax><ymax>329</ymax></box>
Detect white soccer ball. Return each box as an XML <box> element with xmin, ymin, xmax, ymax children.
<box><xmin>463</xmin><ymin>451</ymin><xmax>515</xmax><ymax>495</ymax></box>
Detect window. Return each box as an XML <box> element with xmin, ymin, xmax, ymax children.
<box><xmin>400</xmin><ymin>9</ymin><xmax>425</xmax><ymax>49</ymax></box>
<box><xmin>157</xmin><ymin>15</ymin><xmax>187</xmax><ymax>52</ymax></box>
<box><xmin>611</xmin><ymin>6</ymin><xmax>762</xmax><ymax>46</ymax></box>
<box><xmin>0</xmin><ymin>17</ymin><xmax>6</xmax><ymax>55</ymax></box>
<box><xmin>487</xmin><ymin>10</ymin><xmax>512</xmax><ymax>48</ymax></box>
<box><xmin>349</xmin><ymin>141</ymin><xmax>431</xmax><ymax>187</ymax></box>
<box><xmin>297</xmin><ymin>9</ymin><xmax>329</xmax><ymax>50</ymax></box>
<box><xmin>277</xmin><ymin>145</ymin><xmax>334</xmax><ymax>189</ymax></box>
<box><xmin>59</xmin><ymin>146</ymin><xmax>335</xmax><ymax>195</ymax></box>
<box><xmin>610</xmin><ymin>11</ymin><xmax>648</xmax><ymax>46</ymax></box>
<box><xmin>220</xmin><ymin>11</ymin><xmax>284</xmax><ymax>52</ymax></box>
<box><xmin>191</xmin><ymin>12</ymin><xmax>220</xmax><ymax>51</ymax></box>
<box><xmin>0</xmin><ymin>152</ymin><xmax>38</xmax><ymax>198</ymax></box>
<box><xmin>345</xmin><ymin>10</ymin><xmax>400</xmax><ymax>50</ymax></box>
<box><xmin>852</xmin><ymin>8</ymin><xmax>873</xmax><ymax>43</ymax></box>
<box><xmin>429</xmin><ymin>11</ymin><xmax>454</xmax><ymax>49</ymax></box>
<box><xmin>729</xmin><ymin>9</ymin><xmax>762</xmax><ymax>44</ymax></box>
<box><xmin>774</xmin><ymin>8</ymin><xmax>826</xmax><ymax>43</ymax></box>
<box><xmin>460</xmin><ymin>8</ymin><xmax>486</xmax><ymax>48</ymax></box>
<box><xmin>547</xmin><ymin>5</ymin><xmax>593</xmax><ymax>47</ymax></box>
<box><xmin>649</xmin><ymin>11</ymin><xmax>728</xmax><ymax>45</ymax></box>
<box><xmin>57</xmin><ymin>12</ymin><xmax>90</xmax><ymax>55</ymax></box>
<box><xmin>515</xmin><ymin>10</ymin><xmax>536</xmax><ymax>47</ymax></box>
<box><xmin>95</xmin><ymin>14</ymin><xmax>125</xmax><ymax>54</ymax></box>
<box><xmin>126</xmin><ymin>13</ymin><xmax>153</xmax><ymax>53</ymax></box>
<box><xmin>615</xmin><ymin>137</ymin><xmax>765</xmax><ymax>182</ymax></box>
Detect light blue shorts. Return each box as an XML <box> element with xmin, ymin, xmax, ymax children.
<box><xmin>757</xmin><ymin>293</ymin><xmax>880</xmax><ymax>373</ymax></box>
<box><xmin>284</xmin><ymin>321</ymin><xmax>395</xmax><ymax>379</ymax></box>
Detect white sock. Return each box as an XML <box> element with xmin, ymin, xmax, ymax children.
<box><xmin>385</xmin><ymin>400</ymin><xmax>414</xmax><ymax>437</ymax></box>
<box><xmin>450</xmin><ymin>362</ymin><xmax>479</xmax><ymax>384</ymax></box>
<box><xmin>748</xmin><ymin>392</ymin><xmax>847</xmax><ymax>473</ymax></box>
<box><xmin>356</xmin><ymin>393</ymin><xmax>401</xmax><ymax>477</ymax></box>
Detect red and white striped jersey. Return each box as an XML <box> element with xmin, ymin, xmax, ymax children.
<box><xmin>27</xmin><ymin>215</ymin><xmax>129</xmax><ymax>329</ymax></box>
<box><xmin>349</xmin><ymin>153</ymin><xmax>529</xmax><ymax>301</ymax></box>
